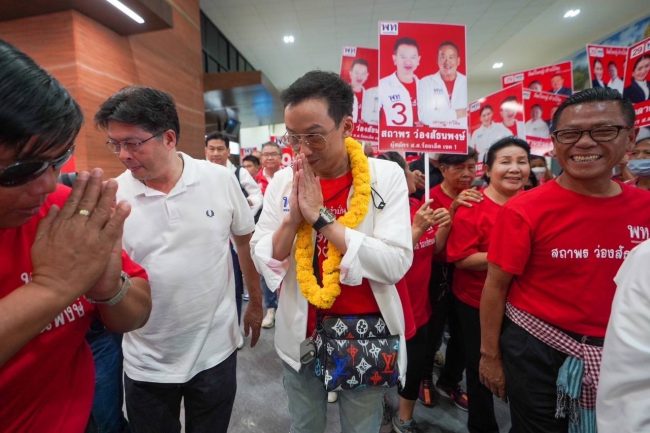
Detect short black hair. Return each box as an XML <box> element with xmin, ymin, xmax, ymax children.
<box><xmin>485</xmin><ymin>136</ymin><xmax>530</xmax><ymax>169</ymax></box>
<box><xmin>95</xmin><ymin>86</ymin><xmax>180</xmax><ymax>141</ymax></box>
<box><xmin>438</xmin><ymin>148</ymin><xmax>478</xmax><ymax>166</ymax></box>
<box><xmin>551</xmin><ymin>87</ymin><xmax>635</xmax><ymax>132</ymax></box>
<box><xmin>242</xmin><ymin>154</ymin><xmax>260</xmax><ymax>166</ymax></box>
<box><xmin>393</xmin><ymin>37</ymin><xmax>419</xmax><ymax>54</ymax></box>
<box><xmin>205</xmin><ymin>131</ymin><xmax>229</xmax><ymax>148</ymax></box>
<box><xmin>632</xmin><ymin>54</ymin><xmax>650</xmax><ymax>72</ymax></box>
<box><xmin>351</xmin><ymin>58</ymin><xmax>369</xmax><ymax>69</ymax></box>
<box><xmin>281</xmin><ymin>71</ymin><xmax>353</xmax><ymax>126</ymax></box>
<box><xmin>607</xmin><ymin>61</ymin><xmax>617</xmax><ymax>69</ymax></box>
<box><xmin>529</xmin><ymin>80</ymin><xmax>542</xmax><ymax>87</ymax></box>
<box><xmin>480</xmin><ymin>104</ymin><xmax>493</xmax><ymax>114</ymax></box>
<box><xmin>593</xmin><ymin>58</ymin><xmax>603</xmax><ymax>68</ymax></box>
<box><xmin>376</xmin><ymin>151</ymin><xmax>406</xmax><ymax>172</ymax></box>
<box><xmin>0</xmin><ymin>39</ymin><xmax>83</xmax><ymax>159</ymax></box>
<box><xmin>438</xmin><ymin>41</ymin><xmax>459</xmax><ymax>55</ymax></box>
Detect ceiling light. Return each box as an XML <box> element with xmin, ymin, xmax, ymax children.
<box><xmin>105</xmin><ymin>0</ymin><xmax>145</xmax><ymax>24</ymax></box>
<box><xmin>283</xmin><ymin>35</ymin><xmax>295</xmax><ymax>44</ymax></box>
<box><xmin>563</xmin><ymin>9</ymin><xmax>580</xmax><ymax>18</ymax></box>
<box><xmin>492</xmin><ymin>62</ymin><xmax>503</xmax><ymax>69</ymax></box>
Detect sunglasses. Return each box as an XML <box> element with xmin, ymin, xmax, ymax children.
<box><xmin>0</xmin><ymin>146</ymin><xmax>75</xmax><ymax>187</ymax></box>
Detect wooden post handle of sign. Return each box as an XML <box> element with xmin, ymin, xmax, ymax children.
<box><xmin>424</xmin><ymin>152</ymin><xmax>430</xmax><ymax>202</ymax></box>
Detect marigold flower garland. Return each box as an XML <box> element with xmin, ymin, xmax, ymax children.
<box><xmin>294</xmin><ymin>138</ymin><xmax>371</xmax><ymax>309</ymax></box>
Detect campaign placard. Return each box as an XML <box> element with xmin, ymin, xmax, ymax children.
<box><xmin>586</xmin><ymin>44</ymin><xmax>628</xmax><ymax>94</ymax></box>
<box><xmin>378</xmin><ymin>21</ymin><xmax>467</xmax><ymax>153</ymax></box>
<box><xmin>522</xmin><ymin>89</ymin><xmax>567</xmax><ymax>156</ymax></box>
<box><xmin>468</xmin><ymin>84</ymin><xmax>525</xmax><ymax>164</ymax></box>
<box><xmin>501</xmin><ymin>61</ymin><xmax>573</xmax><ymax>96</ymax></box>
<box><xmin>340</xmin><ymin>47</ymin><xmax>379</xmax><ymax>143</ymax></box>
<box><xmin>623</xmin><ymin>37</ymin><xmax>650</xmax><ymax>127</ymax></box>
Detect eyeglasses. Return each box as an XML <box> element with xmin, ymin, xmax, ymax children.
<box><xmin>0</xmin><ymin>146</ymin><xmax>75</xmax><ymax>187</ymax></box>
<box><xmin>552</xmin><ymin>125</ymin><xmax>630</xmax><ymax>145</ymax></box>
<box><xmin>282</xmin><ymin>127</ymin><xmax>338</xmax><ymax>152</ymax></box>
<box><xmin>261</xmin><ymin>152</ymin><xmax>280</xmax><ymax>158</ymax></box>
<box><xmin>106</xmin><ymin>131</ymin><xmax>162</xmax><ymax>154</ymax></box>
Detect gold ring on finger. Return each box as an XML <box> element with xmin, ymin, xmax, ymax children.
<box><xmin>78</xmin><ymin>209</ymin><xmax>91</xmax><ymax>217</ymax></box>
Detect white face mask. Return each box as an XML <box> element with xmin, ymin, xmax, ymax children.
<box><xmin>531</xmin><ymin>167</ymin><xmax>546</xmax><ymax>177</ymax></box>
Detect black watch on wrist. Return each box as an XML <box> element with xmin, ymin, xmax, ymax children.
<box><xmin>312</xmin><ymin>207</ymin><xmax>336</xmax><ymax>231</ymax></box>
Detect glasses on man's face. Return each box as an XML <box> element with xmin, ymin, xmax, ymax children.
<box><xmin>106</xmin><ymin>131</ymin><xmax>162</xmax><ymax>154</ymax></box>
<box><xmin>261</xmin><ymin>151</ymin><xmax>280</xmax><ymax>158</ymax></box>
<box><xmin>552</xmin><ymin>125</ymin><xmax>630</xmax><ymax>145</ymax></box>
<box><xmin>282</xmin><ymin>127</ymin><xmax>338</xmax><ymax>152</ymax></box>
<box><xmin>0</xmin><ymin>146</ymin><xmax>75</xmax><ymax>187</ymax></box>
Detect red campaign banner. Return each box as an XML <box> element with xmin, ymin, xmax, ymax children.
<box><xmin>586</xmin><ymin>44</ymin><xmax>628</xmax><ymax>94</ymax></box>
<box><xmin>468</xmin><ymin>84</ymin><xmax>525</xmax><ymax>163</ymax></box>
<box><xmin>501</xmin><ymin>61</ymin><xmax>573</xmax><ymax>96</ymax></box>
<box><xmin>522</xmin><ymin>89</ymin><xmax>567</xmax><ymax>156</ymax></box>
<box><xmin>340</xmin><ymin>47</ymin><xmax>379</xmax><ymax>143</ymax></box>
<box><xmin>240</xmin><ymin>147</ymin><xmax>254</xmax><ymax>160</ymax></box>
<box><xmin>378</xmin><ymin>21</ymin><xmax>467</xmax><ymax>153</ymax></box>
<box><xmin>623</xmin><ymin>37</ymin><xmax>650</xmax><ymax>128</ymax></box>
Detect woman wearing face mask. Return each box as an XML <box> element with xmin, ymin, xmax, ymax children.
<box><xmin>627</xmin><ymin>135</ymin><xmax>650</xmax><ymax>190</ymax></box>
<box><xmin>445</xmin><ymin>137</ymin><xmax>531</xmax><ymax>433</ymax></box>
<box><xmin>529</xmin><ymin>155</ymin><xmax>552</xmax><ymax>187</ymax></box>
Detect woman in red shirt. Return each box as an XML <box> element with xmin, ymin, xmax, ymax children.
<box><xmin>446</xmin><ymin>137</ymin><xmax>530</xmax><ymax>433</ymax></box>
<box><xmin>378</xmin><ymin>152</ymin><xmax>452</xmax><ymax>433</ymax></box>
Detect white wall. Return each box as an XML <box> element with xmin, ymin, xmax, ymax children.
<box><xmin>240</xmin><ymin>123</ymin><xmax>286</xmax><ymax>149</ymax></box>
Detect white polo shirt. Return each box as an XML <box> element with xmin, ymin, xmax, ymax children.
<box><xmin>117</xmin><ymin>152</ymin><xmax>255</xmax><ymax>383</ymax></box>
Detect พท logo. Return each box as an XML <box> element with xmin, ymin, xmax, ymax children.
<box><xmin>380</xmin><ymin>22</ymin><xmax>398</xmax><ymax>35</ymax></box>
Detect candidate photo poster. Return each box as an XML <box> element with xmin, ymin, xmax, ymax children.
<box><xmin>378</xmin><ymin>21</ymin><xmax>467</xmax><ymax>153</ymax></box>
<box><xmin>586</xmin><ymin>44</ymin><xmax>628</xmax><ymax>94</ymax></box>
<box><xmin>501</xmin><ymin>61</ymin><xmax>574</xmax><ymax>96</ymax></box>
<box><xmin>623</xmin><ymin>37</ymin><xmax>650</xmax><ymax>127</ymax></box>
<box><xmin>340</xmin><ymin>47</ymin><xmax>379</xmax><ymax>143</ymax></box>
<box><xmin>522</xmin><ymin>89</ymin><xmax>567</xmax><ymax>156</ymax></box>
<box><xmin>468</xmin><ymin>84</ymin><xmax>525</xmax><ymax>165</ymax></box>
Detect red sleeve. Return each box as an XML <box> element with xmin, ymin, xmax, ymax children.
<box><xmin>487</xmin><ymin>205</ymin><xmax>531</xmax><ymax>276</ymax></box>
<box><xmin>395</xmin><ymin>278</ymin><xmax>416</xmax><ymax>340</ymax></box>
<box><xmin>121</xmin><ymin>250</ymin><xmax>148</xmax><ymax>280</ymax></box>
<box><xmin>446</xmin><ymin>206</ymin><xmax>480</xmax><ymax>263</ymax></box>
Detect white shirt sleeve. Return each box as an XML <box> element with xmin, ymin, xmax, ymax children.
<box><xmin>238</xmin><ymin>167</ymin><xmax>263</xmax><ymax>215</ymax></box>
<box><xmin>228</xmin><ymin>171</ymin><xmax>255</xmax><ymax>236</ymax></box>
<box><xmin>597</xmin><ymin>240</ymin><xmax>650</xmax><ymax>433</ymax></box>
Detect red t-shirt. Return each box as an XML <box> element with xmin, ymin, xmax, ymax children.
<box><xmin>428</xmin><ymin>184</ymin><xmax>454</xmax><ymax>262</ymax></box>
<box><xmin>255</xmin><ymin>169</ymin><xmax>270</xmax><ymax>195</ymax></box>
<box><xmin>488</xmin><ymin>180</ymin><xmax>650</xmax><ymax>337</ymax></box>
<box><xmin>354</xmin><ymin>90</ymin><xmax>364</xmax><ymax>122</ymax></box>
<box><xmin>447</xmin><ymin>192</ymin><xmax>501</xmax><ymax>308</ymax></box>
<box><xmin>403</xmin><ymin>197</ymin><xmax>437</xmax><ymax>328</ymax></box>
<box><xmin>504</xmin><ymin>123</ymin><xmax>518</xmax><ymax>136</ymax></box>
<box><xmin>443</xmin><ymin>79</ymin><xmax>455</xmax><ymax>101</ymax></box>
<box><xmin>306</xmin><ymin>172</ymin><xmax>380</xmax><ymax>336</ymax></box>
<box><xmin>395</xmin><ymin>278</ymin><xmax>417</xmax><ymax>340</ymax></box>
<box><xmin>402</xmin><ymin>79</ymin><xmax>419</xmax><ymax>124</ymax></box>
<box><xmin>0</xmin><ymin>185</ymin><xmax>148</xmax><ymax>433</ymax></box>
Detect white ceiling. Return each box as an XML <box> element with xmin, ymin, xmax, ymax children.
<box><xmin>200</xmin><ymin>0</ymin><xmax>650</xmax><ymax>100</ymax></box>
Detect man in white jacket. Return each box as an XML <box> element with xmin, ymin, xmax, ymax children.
<box><xmin>251</xmin><ymin>70</ymin><xmax>413</xmax><ymax>433</ymax></box>
<box><xmin>419</xmin><ymin>41</ymin><xmax>468</xmax><ymax>128</ymax></box>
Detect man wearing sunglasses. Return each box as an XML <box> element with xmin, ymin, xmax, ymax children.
<box><xmin>95</xmin><ymin>86</ymin><xmax>263</xmax><ymax>433</ymax></box>
<box><xmin>0</xmin><ymin>40</ymin><xmax>152</xmax><ymax>433</ymax></box>
<box><xmin>250</xmin><ymin>71</ymin><xmax>412</xmax><ymax>433</ymax></box>
<box><xmin>479</xmin><ymin>87</ymin><xmax>650</xmax><ymax>432</ymax></box>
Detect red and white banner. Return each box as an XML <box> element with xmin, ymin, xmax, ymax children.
<box><xmin>378</xmin><ymin>21</ymin><xmax>467</xmax><ymax>153</ymax></box>
<box><xmin>586</xmin><ymin>44</ymin><xmax>628</xmax><ymax>94</ymax></box>
<box><xmin>269</xmin><ymin>135</ymin><xmax>295</xmax><ymax>167</ymax></box>
<box><xmin>340</xmin><ymin>47</ymin><xmax>379</xmax><ymax>143</ymax></box>
<box><xmin>623</xmin><ymin>37</ymin><xmax>650</xmax><ymax>128</ymax></box>
<box><xmin>468</xmin><ymin>84</ymin><xmax>525</xmax><ymax>164</ymax></box>
<box><xmin>522</xmin><ymin>89</ymin><xmax>567</xmax><ymax>156</ymax></box>
<box><xmin>501</xmin><ymin>61</ymin><xmax>573</xmax><ymax>96</ymax></box>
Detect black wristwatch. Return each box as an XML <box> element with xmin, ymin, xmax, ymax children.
<box><xmin>312</xmin><ymin>207</ymin><xmax>336</xmax><ymax>231</ymax></box>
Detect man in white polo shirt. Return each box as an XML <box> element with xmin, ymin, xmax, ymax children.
<box><xmin>95</xmin><ymin>86</ymin><xmax>263</xmax><ymax>433</ymax></box>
